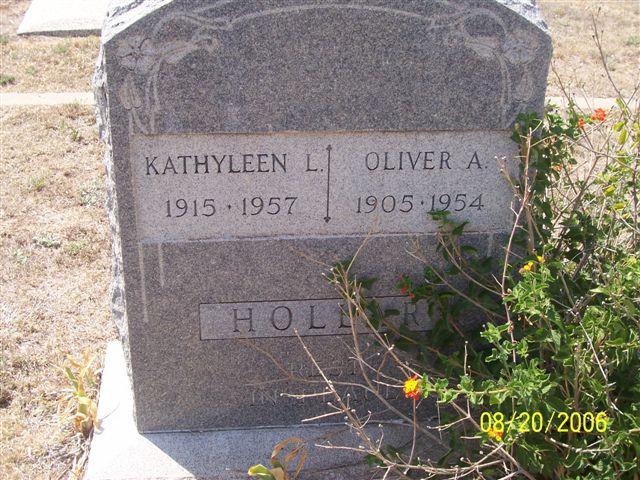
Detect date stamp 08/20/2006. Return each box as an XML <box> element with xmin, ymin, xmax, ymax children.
<box><xmin>479</xmin><ymin>411</ymin><xmax>611</xmax><ymax>439</ymax></box>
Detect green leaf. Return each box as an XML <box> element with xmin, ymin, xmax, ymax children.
<box><xmin>460</xmin><ymin>245</ymin><xmax>478</xmax><ymax>255</ymax></box>
<box><xmin>247</xmin><ymin>464</ymin><xmax>276</xmax><ymax>479</ymax></box>
<box><xmin>458</xmin><ymin>375</ymin><xmax>474</xmax><ymax>393</ymax></box>
<box><xmin>451</xmin><ymin>221</ymin><xmax>469</xmax><ymax>236</ymax></box>
<box><xmin>618</xmin><ymin>128</ymin><xmax>628</xmax><ymax>145</ymax></box>
<box><xmin>359</xmin><ymin>277</ymin><xmax>377</xmax><ymax>290</ymax></box>
<box><xmin>439</xmin><ymin>389</ymin><xmax>459</xmax><ymax>403</ymax></box>
<box><xmin>364</xmin><ymin>453</ymin><xmax>384</xmax><ymax>467</ymax></box>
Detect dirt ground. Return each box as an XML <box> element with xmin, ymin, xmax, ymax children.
<box><xmin>0</xmin><ymin>0</ymin><xmax>638</xmax><ymax>479</ymax></box>
<box><xmin>0</xmin><ymin>105</ymin><xmax>113</xmax><ymax>478</ymax></box>
<box><xmin>541</xmin><ymin>0</ymin><xmax>640</xmax><ymax>98</ymax></box>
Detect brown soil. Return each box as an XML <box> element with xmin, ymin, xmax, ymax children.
<box><xmin>0</xmin><ymin>105</ymin><xmax>115</xmax><ymax>479</ymax></box>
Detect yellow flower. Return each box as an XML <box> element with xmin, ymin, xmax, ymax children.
<box><xmin>487</xmin><ymin>427</ymin><xmax>504</xmax><ymax>442</ymax></box>
<box><xmin>403</xmin><ymin>375</ymin><xmax>422</xmax><ymax>400</ymax></box>
<box><xmin>519</xmin><ymin>261</ymin><xmax>535</xmax><ymax>273</ymax></box>
<box><xmin>537</xmin><ymin>255</ymin><xmax>545</xmax><ymax>263</ymax></box>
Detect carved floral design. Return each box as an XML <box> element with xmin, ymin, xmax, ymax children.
<box><xmin>504</xmin><ymin>29</ymin><xmax>537</xmax><ymax>65</ymax></box>
<box><xmin>114</xmin><ymin>3</ymin><xmax>543</xmax><ymax>133</ymax></box>
<box><xmin>117</xmin><ymin>35</ymin><xmax>158</xmax><ymax>74</ymax></box>
<box><xmin>115</xmin><ymin>27</ymin><xmax>224</xmax><ymax>133</ymax></box>
<box><xmin>117</xmin><ymin>75</ymin><xmax>143</xmax><ymax>110</ymax></box>
<box><xmin>458</xmin><ymin>9</ymin><xmax>540</xmax><ymax>113</ymax></box>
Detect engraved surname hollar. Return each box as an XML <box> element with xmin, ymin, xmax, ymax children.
<box><xmin>199</xmin><ymin>296</ymin><xmax>431</xmax><ymax>340</ymax></box>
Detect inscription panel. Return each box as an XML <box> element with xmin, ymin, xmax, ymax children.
<box><xmin>200</xmin><ymin>296</ymin><xmax>431</xmax><ymax>340</ymax></box>
<box><xmin>131</xmin><ymin>130</ymin><xmax>518</xmax><ymax>242</ymax></box>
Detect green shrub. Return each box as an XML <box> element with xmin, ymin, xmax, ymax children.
<box><xmin>326</xmin><ymin>99</ymin><xmax>639</xmax><ymax>479</ymax></box>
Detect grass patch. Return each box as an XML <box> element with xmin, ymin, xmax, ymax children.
<box><xmin>64</xmin><ymin>240</ymin><xmax>89</xmax><ymax>257</ymax></box>
<box><xmin>0</xmin><ymin>73</ymin><xmax>16</xmax><ymax>86</ymax></box>
<box><xmin>52</xmin><ymin>42</ymin><xmax>70</xmax><ymax>55</ymax></box>
<box><xmin>0</xmin><ymin>36</ymin><xmax>100</xmax><ymax>92</ymax></box>
<box><xmin>32</xmin><ymin>234</ymin><xmax>62</xmax><ymax>249</ymax></box>
<box><xmin>29</xmin><ymin>173</ymin><xmax>48</xmax><ymax>192</ymax></box>
<box><xmin>12</xmin><ymin>249</ymin><xmax>28</xmax><ymax>265</ymax></box>
<box><xmin>78</xmin><ymin>180</ymin><xmax>102</xmax><ymax>207</ymax></box>
<box><xmin>625</xmin><ymin>35</ymin><xmax>640</xmax><ymax>47</ymax></box>
<box><xmin>59</xmin><ymin>121</ymin><xmax>84</xmax><ymax>143</ymax></box>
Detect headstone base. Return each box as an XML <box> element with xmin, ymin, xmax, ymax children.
<box><xmin>84</xmin><ymin>341</ymin><xmax>420</xmax><ymax>480</ymax></box>
<box><xmin>18</xmin><ymin>0</ymin><xmax>107</xmax><ymax>36</ymax></box>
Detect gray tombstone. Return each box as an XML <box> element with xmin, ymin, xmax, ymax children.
<box><xmin>95</xmin><ymin>0</ymin><xmax>551</xmax><ymax>439</ymax></box>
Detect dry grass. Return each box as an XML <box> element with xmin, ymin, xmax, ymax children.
<box><xmin>0</xmin><ymin>1</ymin><xmax>638</xmax><ymax>97</ymax></box>
<box><xmin>0</xmin><ymin>0</ymin><xmax>100</xmax><ymax>92</ymax></box>
<box><xmin>0</xmin><ymin>105</ymin><xmax>115</xmax><ymax>479</ymax></box>
<box><xmin>0</xmin><ymin>37</ymin><xmax>100</xmax><ymax>92</ymax></box>
<box><xmin>540</xmin><ymin>0</ymin><xmax>640</xmax><ymax>98</ymax></box>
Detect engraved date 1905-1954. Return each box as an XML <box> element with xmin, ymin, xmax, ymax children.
<box><xmin>355</xmin><ymin>192</ymin><xmax>484</xmax><ymax>214</ymax></box>
<box><xmin>165</xmin><ymin>196</ymin><xmax>298</xmax><ymax>217</ymax></box>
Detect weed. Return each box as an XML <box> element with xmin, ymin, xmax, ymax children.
<box><xmin>12</xmin><ymin>249</ymin><xmax>27</xmax><ymax>265</ymax></box>
<box><xmin>61</xmin><ymin>351</ymin><xmax>100</xmax><ymax>438</ymax></box>
<box><xmin>33</xmin><ymin>234</ymin><xmax>62</xmax><ymax>249</ymax></box>
<box><xmin>29</xmin><ymin>173</ymin><xmax>48</xmax><ymax>192</ymax></box>
<box><xmin>624</xmin><ymin>35</ymin><xmax>640</xmax><ymax>47</ymax></box>
<box><xmin>248</xmin><ymin>438</ymin><xmax>308</xmax><ymax>480</ymax></box>
<box><xmin>52</xmin><ymin>43</ymin><xmax>70</xmax><ymax>55</ymax></box>
<box><xmin>323</xmin><ymin>100</ymin><xmax>640</xmax><ymax>479</ymax></box>
<box><xmin>58</xmin><ymin>120</ymin><xmax>84</xmax><ymax>143</ymax></box>
<box><xmin>70</xmin><ymin>127</ymin><xmax>83</xmax><ymax>143</ymax></box>
<box><xmin>0</xmin><ymin>73</ymin><xmax>16</xmax><ymax>86</ymax></box>
<box><xmin>64</xmin><ymin>241</ymin><xmax>89</xmax><ymax>257</ymax></box>
<box><xmin>78</xmin><ymin>181</ymin><xmax>102</xmax><ymax>207</ymax></box>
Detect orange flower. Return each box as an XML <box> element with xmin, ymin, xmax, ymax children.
<box><xmin>400</xmin><ymin>285</ymin><xmax>408</xmax><ymax>294</ymax></box>
<box><xmin>578</xmin><ymin>118</ymin><xmax>586</xmax><ymax>129</ymax></box>
<box><xmin>590</xmin><ymin>108</ymin><xmax>607</xmax><ymax>122</ymax></box>
<box><xmin>552</xmin><ymin>164</ymin><xmax>562</xmax><ymax>172</ymax></box>
<box><xmin>487</xmin><ymin>427</ymin><xmax>504</xmax><ymax>442</ymax></box>
<box><xmin>403</xmin><ymin>375</ymin><xmax>422</xmax><ymax>400</ymax></box>
<box><xmin>408</xmin><ymin>292</ymin><xmax>416</xmax><ymax>300</ymax></box>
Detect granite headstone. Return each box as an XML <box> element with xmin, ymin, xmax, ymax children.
<box><xmin>95</xmin><ymin>0</ymin><xmax>551</xmax><ymax>434</ymax></box>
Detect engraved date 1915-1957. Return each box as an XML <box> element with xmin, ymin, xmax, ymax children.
<box><xmin>165</xmin><ymin>196</ymin><xmax>298</xmax><ymax>217</ymax></box>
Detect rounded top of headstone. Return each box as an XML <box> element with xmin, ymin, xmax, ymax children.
<box><xmin>98</xmin><ymin>0</ymin><xmax>552</xmax><ymax>133</ymax></box>
<box><xmin>495</xmin><ymin>0</ymin><xmax>549</xmax><ymax>33</ymax></box>
<box><xmin>102</xmin><ymin>0</ymin><xmax>550</xmax><ymax>43</ymax></box>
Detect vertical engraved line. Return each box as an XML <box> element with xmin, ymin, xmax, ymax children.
<box><xmin>486</xmin><ymin>233</ymin><xmax>495</xmax><ymax>258</ymax></box>
<box><xmin>157</xmin><ymin>242</ymin><xmax>165</xmax><ymax>287</ymax></box>
<box><xmin>138</xmin><ymin>244</ymin><xmax>150</xmax><ymax>323</ymax></box>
